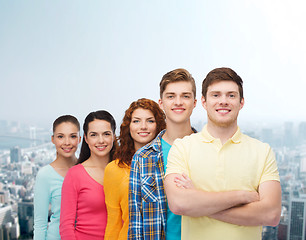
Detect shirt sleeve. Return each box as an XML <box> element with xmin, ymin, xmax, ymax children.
<box><xmin>104</xmin><ymin>163</ymin><xmax>123</xmax><ymax>240</ymax></box>
<box><xmin>33</xmin><ymin>167</ymin><xmax>49</xmax><ymax>240</ymax></box>
<box><xmin>165</xmin><ymin>138</ymin><xmax>189</xmax><ymax>177</ymax></box>
<box><xmin>260</xmin><ymin>144</ymin><xmax>280</xmax><ymax>184</ymax></box>
<box><xmin>60</xmin><ymin>168</ymin><xmax>78</xmax><ymax>240</ymax></box>
<box><xmin>128</xmin><ymin>155</ymin><xmax>144</xmax><ymax>240</ymax></box>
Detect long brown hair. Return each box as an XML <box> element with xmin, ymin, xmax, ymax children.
<box><xmin>114</xmin><ymin>98</ymin><xmax>166</xmax><ymax>167</ymax></box>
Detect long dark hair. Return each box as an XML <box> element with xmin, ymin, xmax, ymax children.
<box><xmin>77</xmin><ymin>110</ymin><xmax>117</xmax><ymax>164</ymax></box>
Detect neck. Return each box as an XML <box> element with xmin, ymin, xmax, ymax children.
<box><xmin>162</xmin><ymin>120</ymin><xmax>193</xmax><ymax>145</ymax></box>
<box><xmin>55</xmin><ymin>155</ymin><xmax>77</xmax><ymax>168</ymax></box>
<box><xmin>85</xmin><ymin>154</ymin><xmax>109</xmax><ymax>168</ymax></box>
<box><xmin>134</xmin><ymin>143</ymin><xmax>143</xmax><ymax>152</ymax></box>
<box><xmin>206</xmin><ymin>120</ymin><xmax>238</xmax><ymax>145</ymax></box>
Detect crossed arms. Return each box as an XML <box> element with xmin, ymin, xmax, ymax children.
<box><xmin>164</xmin><ymin>174</ymin><xmax>281</xmax><ymax>227</ymax></box>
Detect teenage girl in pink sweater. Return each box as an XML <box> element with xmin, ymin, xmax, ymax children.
<box><xmin>60</xmin><ymin>110</ymin><xmax>117</xmax><ymax>240</ymax></box>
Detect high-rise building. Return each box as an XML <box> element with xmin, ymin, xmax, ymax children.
<box><xmin>298</xmin><ymin>122</ymin><xmax>306</xmax><ymax>142</ymax></box>
<box><xmin>288</xmin><ymin>198</ymin><xmax>306</xmax><ymax>240</ymax></box>
<box><xmin>10</xmin><ymin>147</ymin><xmax>21</xmax><ymax>163</ymax></box>
<box><xmin>284</xmin><ymin>122</ymin><xmax>295</xmax><ymax>147</ymax></box>
<box><xmin>29</xmin><ymin>126</ymin><xmax>36</xmax><ymax>147</ymax></box>
<box><xmin>18</xmin><ymin>200</ymin><xmax>33</xmax><ymax>235</ymax></box>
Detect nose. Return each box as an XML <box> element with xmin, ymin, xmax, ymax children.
<box><xmin>64</xmin><ymin>137</ymin><xmax>70</xmax><ymax>145</ymax></box>
<box><xmin>140</xmin><ymin>121</ymin><xmax>148</xmax><ymax>130</ymax></box>
<box><xmin>219</xmin><ymin>95</ymin><xmax>228</xmax><ymax>105</ymax></box>
<box><xmin>97</xmin><ymin>134</ymin><xmax>104</xmax><ymax>143</ymax></box>
<box><xmin>174</xmin><ymin>96</ymin><xmax>182</xmax><ymax>105</ymax></box>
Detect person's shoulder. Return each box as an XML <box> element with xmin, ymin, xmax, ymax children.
<box><xmin>105</xmin><ymin>159</ymin><xmax>118</xmax><ymax>168</ymax></box>
<box><xmin>62</xmin><ymin>164</ymin><xmax>84</xmax><ymax>187</ymax></box>
<box><xmin>174</xmin><ymin>131</ymin><xmax>200</xmax><ymax>146</ymax></box>
<box><xmin>36</xmin><ymin>164</ymin><xmax>53</xmax><ymax>178</ymax></box>
<box><xmin>35</xmin><ymin>165</ymin><xmax>53</xmax><ymax>186</ymax></box>
<box><xmin>242</xmin><ymin>133</ymin><xmax>271</xmax><ymax>149</ymax></box>
<box><xmin>104</xmin><ymin>160</ymin><xmax>128</xmax><ymax>185</ymax></box>
<box><xmin>105</xmin><ymin>159</ymin><xmax>122</xmax><ymax>173</ymax></box>
<box><xmin>66</xmin><ymin>164</ymin><xmax>84</xmax><ymax>176</ymax></box>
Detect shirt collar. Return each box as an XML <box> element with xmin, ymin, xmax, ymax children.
<box><xmin>145</xmin><ymin>127</ymin><xmax>197</xmax><ymax>152</ymax></box>
<box><xmin>143</xmin><ymin>129</ymin><xmax>165</xmax><ymax>152</ymax></box>
<box><xmin>200</xmin><ymin>124</ymin><xmax>242</xmax><ymax>144</ymax></box>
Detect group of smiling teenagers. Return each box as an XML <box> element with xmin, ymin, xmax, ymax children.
<box><xmin>33</xmin><ymin>67</ymin><xmax>281</xmax><ymax>240</ymax></box>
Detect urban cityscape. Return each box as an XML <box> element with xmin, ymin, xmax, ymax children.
<box><xmin>0</xmin><ymin>119</ymin><xmax>305</xmax><ymax>240</ymax></box>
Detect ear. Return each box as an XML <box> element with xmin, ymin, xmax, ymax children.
<box><xmin>193</xmin><ymin>98</ymin><xmax>197</xmax><ymax>108</ymax></box>
<box><xmin>158</xmin><ymin>98</ymin><xmax>164</xmax><ymax>110</ymax></box>
<box><xmin>201</xmin><ymin>96</ymin><xmax>207</xmax><ymax>110</ymax></box>
<box><xmin>78</xmin><ymin>135</ymin><xmax>81</xmax><ymax>144</ymax></box>
<box><xmin>240</xmin><ymin>98</ymin><xmax>245</xmax><ymax>110</ymax></box>
<box><xmin>84</xmin><ymin>134</ymin><xmax>88</xmax><ymax>144</ymax></box>
<box><xmin>51</xmin><ymin>135</ymin><xmax>55</xmax><ymax>144</ymax></box>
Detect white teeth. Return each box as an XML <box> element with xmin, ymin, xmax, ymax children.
<box><xmin>173</xmin><ymin>109</ymin><xmax>184</xmax><ymax>113</ymax></box>
<box><xmin>96</xmin><ymin>146</ymin><xmax>106</xmax><ymax>150</ymax></box>
<box><xmin>218</xmin><ymin>110</ymin><xmax>229</xmax><ymax>113</ymax></box>
<box><xmin>63</xmin><ymin>148</ymin><xmax>72</xmax><ymax>151</ymax></box>
<box><xmin>138</xmin><ymin>133</ymin><xmax>149</xmax><ymax>136</ymax></box>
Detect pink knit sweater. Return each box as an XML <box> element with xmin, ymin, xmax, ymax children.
<box><xmin>60</xmin><ymin>164</ymin><xmax>107</xmax><ymax>240</ymax></box>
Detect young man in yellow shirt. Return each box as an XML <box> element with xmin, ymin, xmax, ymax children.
<box><xmin>165</xmin><ymin>67</ymin><xmax>281</xmax><ymax>240</ymax></box>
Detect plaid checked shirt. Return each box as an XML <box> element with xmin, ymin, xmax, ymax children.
<box><xmin>128</xmin><ymin>128</ymin><xmax>196</xmax><ymax>240</ymax></box>
<box><xmin>128</xmin><ymin>130</ymin><xmax>167</xmax><ymax>240</ymax></box>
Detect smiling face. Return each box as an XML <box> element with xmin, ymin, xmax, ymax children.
<box><xmin>202</xmin><ymin>80</ymin><xmax>244</xmax><ymax>128</ymax></box>
<box><xmin>84</xmin><ymin>119</ymin><xmax>115</xmax><ymax>159</ymax></box>
<box><xmin>51</xmin><ymin>122</ymin><xmax>81</xmax><ymax>159</ymax></box>
<box><xmin>129</xmin><ymin>108</ymin><xmax>157</xmax><ymax>151</ymax></box>
<box><xmin>159</xmin><ymin>81</ymin><xmax>196</xmax><ymax>125</ymax></box>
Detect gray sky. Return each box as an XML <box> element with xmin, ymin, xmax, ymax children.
<box><xmin>1</xmin><ymin>0</ymin><xmax>306</xmax><ymax>128</ymax></box>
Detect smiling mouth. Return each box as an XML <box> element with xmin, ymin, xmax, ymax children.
<box><xmin>217</xmin><ymin>109</ymin><xmax>231</xmax><ymax>113</ymax></box>
<box><xmin>96</xmin><ymin>146</ymin><xmax>106</xmax><ymax>151</ymax></box>
<box><xmin>62</xmin><ymin>147</ymin><xmax>73</xmax><ymax>153</ymax></box>
<box><xmin>172</xmin><ymin>108</ymin><xmax>185</xmax><ymax>113</ymax></box>
<box><xmin>139</xmin><ymin>132</ymin><xmax>150</xmax><ymax>136</ymax></box>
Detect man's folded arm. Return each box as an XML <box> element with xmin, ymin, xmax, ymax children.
<box><xmin>164</xmin><ymin>173</ymin><xmax>259</xmax><ymax>217</ymax></box>
<box><xmin>210</xmin><ymin>180</ymin><xmax>282</xmax><ymax>226</ymax></box>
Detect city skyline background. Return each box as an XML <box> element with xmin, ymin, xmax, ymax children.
<box><xmin>1</xmin><ymin>0</ymin><xmax>306</xmax><ymax>130</ymax></box>
<box><xmin>1</xmin><ymin>2</ymin><xmax>306</xmax><ymax>239</ymax></box>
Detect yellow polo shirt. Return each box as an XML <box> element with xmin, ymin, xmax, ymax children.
<box><xmin>165</xmin><ymin>125</ymin><xmax>280</xmax><ymax>240</ymax></box>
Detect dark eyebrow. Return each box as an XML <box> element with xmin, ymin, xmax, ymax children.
<box><xmin>210</xmin><ymin>90</ymin><xmax>238</xmax><ymax>94</ymax></box>
<box><xmin>132</xmin><ymin>116</ymin><xmax>155</xmax><ymax>120</ymax></box>
<box><xmin>165</xmin><ymin>92</ymin><xmax>192</xmax><ymax>95</ymax></box>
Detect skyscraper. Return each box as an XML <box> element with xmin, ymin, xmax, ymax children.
<box><xmin>10</xmin><ymin>147</ymin><xmax>21</xmax><ymax>163</ymax></box>
<box><xmin>288</xmin><ymin>198</ymin><xmax>306</xmax><ymax>240</ymax></box>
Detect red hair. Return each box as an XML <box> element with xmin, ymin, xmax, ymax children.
<box><xmin>114</xmin><ymin>98</ymin><xmax>166</xmax><ymax>167</ymax></box>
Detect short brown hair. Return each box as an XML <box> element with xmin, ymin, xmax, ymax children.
<box><xmin>202</xmin><ymin>67</ymin><xmax>243</xmax><ymax>100</ymax></box>
<box><xmin>160</xmin><ymin>68</ymin><xmax>196</xmax><ymax>98</ymax></box>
